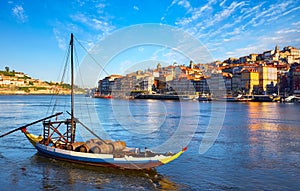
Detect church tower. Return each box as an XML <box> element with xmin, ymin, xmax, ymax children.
<box><xmin>275</xmin><ymin>44</ymin><xmax>280</xmax><ymax>54</ymax></box>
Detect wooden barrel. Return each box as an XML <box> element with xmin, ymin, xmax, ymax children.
<box><xmin>90</xmin><ymin>145</ymin><xmax>101</xmax><ymax>153</ymax></box>
<box><xmin>67</xmin><ymin>142</ymin><xmax>85</xmax><ymax>151</ymax></box>
<box><xmin>98</xmin><ymin>143</ymin><xmax>114</xmax><ymax>154</ymax></box>
<box><xmin>104</xmin><ymin>140</ymin><xmax>113</xmax><ymax>143</ymax></box>
<box><xmin>86</xmin><ymin>138</ymin><xmax>101</xmax><ymax>144</ymax></box>
<box><xmin>112</xmin><ymin>141</ymin><xmax>126</xmax><ymax>152</ymax></box>
<box><xmin>87</xmin><ymin>139</ymin><xmax>112</xmax><ymax>145</ymax></box>
<box><xmin>79</xmin><ymin>142</ymin><xmax>95</xmax><ymax>153</ymax></box>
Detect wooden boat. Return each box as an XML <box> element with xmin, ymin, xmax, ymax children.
<box><xmin>22</xmin><ymin>128</ymin><xmax>187</xmax><ymax>169</ymax></box>
<box><xmin>0</xmin><ymin>34</ymin><xmax>187</xmax><ymax>170</ymax></box>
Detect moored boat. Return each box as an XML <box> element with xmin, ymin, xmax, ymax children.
<box><xmin>93</xmin><ymin>92</ymin><xmax>113</xmax><ymax>99</ymax></box>
<box><xmin>22</xmin><ymin>128</ymin><xmax>187</xmax><ymax>169</ymax></box>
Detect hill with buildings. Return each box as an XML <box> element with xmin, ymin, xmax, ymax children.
<box><xmin>0</xmin><ymin>67</ymin><xmax>72</xmax><ymax>95</ymax></box>
<box><xmin>95</xmin><ymin>45</ymin><xmax>300</xmax><ymax>99</ymax></box>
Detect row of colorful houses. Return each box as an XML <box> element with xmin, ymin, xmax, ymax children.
<box><xmin>96</xmin><ymin>46</ymin><xmax>300</xmax><ymax>98</ymax></box>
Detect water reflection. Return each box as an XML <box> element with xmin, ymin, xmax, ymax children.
<box><xmin>30</xmin><ymin>154</ymin><xmax>180</xmax><ymax>191</ymax></box>
<box><xmin>246</xmin><ymin>102</ymin><xmax>300</xmax><ymax>171</ymax></box>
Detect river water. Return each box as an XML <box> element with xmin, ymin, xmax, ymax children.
<box><xmin>0</xmin><ymin>95</ymin><xmax>299</xmax><ymax>190</ymax></box>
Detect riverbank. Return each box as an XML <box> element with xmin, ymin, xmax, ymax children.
<box><xmin>0</xmin><ymin>88</ymin><xmax>85</xmax><ymax>95</ymax></box>
<box><xmin>133</xmin><ymin>93</ymin><xmax>300</xmax><ymax>103</ymax></box>
<box><xmin>0</xmin><ymin>90</ymin><xmax>69</xmax><ymax>95</ymax></box>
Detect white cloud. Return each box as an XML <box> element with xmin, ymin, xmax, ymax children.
<box><xmin>175</xmin><ymin>4</ymin><xmax>210</xmax><ymax>26</ymax></box>
<box><xmin>223</xmin><ymin>36</ymin><xmax>240</xmax><ymax>42</ymax></box>
<box><xmin>96</xmin><ymin>3</ymin><xmax>106</xmax><ymax>14</ymax></box>
<box><xmin>292</xmin><ymin>21</ymin><xmax>300</xmax><ymax>26</ymax></box>
<box><xmin>276</xmin><ymin>29</ymin><xmax>300</xmax><ymax>34</ymax></box>
<box><xmin>227</xmin><ymin>28</ymin><xmax>241</xmax><ymax>35</ymax></box>
<box><xmin>178</xmin><ymin>0</ymin><xmax>191</xmax><ymax>10</ymax></box>
<box><xmin>133</xmin><ymin>5</ymin><xmax>139</xmax><ymax>11</ymax></box>
<box><xmin>242</xmin><ymin>1</ymin><xmax>293</xmax><ymax>29</ymax></box>
<box><xmin>217</xmin><ymin>28</ymin><xmax>300</xmax><ymax>61</ymax></box>
<box><xmin>96</xmin><ymin>3</ymin><xmax>106</xmax><ymax>9</ymax></box>
<box><xmin>282</xmin><ymin>6</ymin><xmax>300</xmax><ymax>16</ymax></box>
<box><xmin>206</xmin><ymin>1</ymin><xmax>246</xmax><ymax>28</ymax></box>
<box><xmin>165</xmin><ymin>0</ymin><xmax>300</xmax><ymax>61</ymax></box>
<box><xmin>225</xmin><ymin>51</ymin><xmax>235</xmax><ymax>56</ymax></box>
<box><xmin>70</xmin><ymin>13</ymin><xmax>115</xmax><ymax>32</ymax></box>
<box><xmin>12</xmin><ymin>5</ymin><xmax>28</xmax><ymax>23</ymax></box>
<box><xmin>53</xmin><ymin>28</ymin><xmax>67</xmax><ymax>50</ymax></box>
<box><xmin>119</xmin><ymin>60</ymin><xmax>134</xmax><ymax>73</ymax></box>
<box><xmin>220</xmin><ymin>0</ymin><xmax>226</xmax><ymax>7</ymax></box>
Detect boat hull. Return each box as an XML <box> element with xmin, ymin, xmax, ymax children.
<box><xmin>35</xmin><ymin>143</ymin><xmax>163</xmax><ymax>169</ymax></box>
<box><xmin>23</xmin><ymin>130</ymin><xmax>186</xmax><ymax>170</ymax></box>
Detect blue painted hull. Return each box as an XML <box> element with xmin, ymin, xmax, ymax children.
<box><xmin>35</xmin><ymin>143</ymin><xmax>163</xmax><ymax>169</ymax></box>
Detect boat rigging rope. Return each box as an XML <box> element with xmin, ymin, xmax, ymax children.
<box><xmin>74</xmin><ymin>36</ymin><xmax>110</xmax><ymax>77</ymax></box>
<box><xmin>66</xmin><ymin>111</ymin><xmax>108</xmax><ymax>145</ymax></box>
<box><xmin>73</xmin><ymin>36</ymin><xmax>112</xmax><ymax>139</ymax></box>
<box><xmin>73</xmin><ymin>43</ymin><xmax>94</xmax><ymax>128</ymax></box>
<box><xmin>46</xmin><ymin>43</ymin><xmax>71</xmax><ymax>118</ymax></box>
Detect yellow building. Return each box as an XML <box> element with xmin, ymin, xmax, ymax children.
<box><xmin>258</xmin><ymin>66</ymin><xmax>277</xmax><ymax>94</ymax></box>
<box><xmin>241</xmin><ymin>69</ymin><xmax>259</xmax><ymax>94</ymax></box>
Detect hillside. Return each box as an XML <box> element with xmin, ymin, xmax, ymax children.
<box><xmin>0</xmin><ymin>68</ymin><xmax>81</xmax><ymax>95</ymax></box>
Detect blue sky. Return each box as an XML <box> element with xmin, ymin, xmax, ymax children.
<box><xmin>1</xmin><ymin>0</ymin><xmax>300</xmax><ymax>84</ymax></box>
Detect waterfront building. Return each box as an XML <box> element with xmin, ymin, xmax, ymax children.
<box><xmin>241</xmin><ymin>69</ymin><xmax>259</xmax><ymax>95</ymax></box>
<box><xmin>289</xmin><ymin>64</ymin><xmax>300</xmax><ymax>95</ymax></box>
<box><xmin>231</xmin><ymin>72</ymin><xmax>242</xmax><ymax>94</ymax></box>
<box><xmin>112</xmin><ymin>77</ymin><xmax>131</xmax><ymax>97</ymax></box>
<box><xmin>173</xmin><ymin>66</ymin><xmax>182</xmax><ymax>79</ymax></box>
<box><xmin>277</xmin><ymin>72</ymin><xmax>289</xmax><ymax>96</ymax></box>
<box><xmin>222</xmin><ymin>72</ymin><xmax>232</xmax><ymax>94</ymax></box>
<box><xmin>249</xmin><ymin>54</ymin><xmax>259</xmax><ymax>62</ymax></box>
<box><xmin>224</xmin><ymin>57</ymin><xmax>239</xmax><ymax>65</ymax></box>
<box><xmin>287</xmin><ymin>47</ymin><xmax>300</xmax><ymax>64</ymax></box>
<box><xmin>262</xmin><ymin>50</ymin><xmax>275</xmax><ymax>61</ymax></box>
<box><xmin>139</xmin><ymin>75</ymin><xmax>154</xmax><ymax>92</ymax></box>
<box><xmin>98</xmin><ymin>75</ymin><xmax>122</xmax><ymax>95</ymax></box>
<box><xmin>258</xmin><ymin>65</ymin><xmax>277</xmax><ymax>94</ymax></box>
<box><xmin>239</xmin><ymin>56</ymin><xmax>250</xmax><ymax>64</ymax></box>
<box><xmin>207</xmin><ymin>72</ymin><xmax>227</xmax><ymax>97</ymax></box>
<box><xmin>192</xmin><ymin>78</ymin><xmax>210</xmax><ymax>94</ymax></box>
<box><xmin>168</xmin><ymin>77</ymin><xmax>195</xmax><ymax>95</ymax></box>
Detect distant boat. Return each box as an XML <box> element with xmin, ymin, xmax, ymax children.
<box><xmin>0</xmin><ymin>34</ymin><xmax>187</xmax><ymax>170</ymax></box>
<box><xmin>252</xmin><ymin>95</ymin><xmax>273</xmax><ymax>102</ymax></box>
<box><xmin>93</xmin><ymin>92</ymin><xmax>113</xmax><ymax>99</ymax></box>
<box><xmin>215</xmin><ymin>97</ymin><xmax>237</xmax><ymax>102</ymax></box>
<box><xmin>198</xmin><ymin>94</ymin><xmax>211</xmax><ymax>101</ymax></box>
<box><xmin>284</xmin><ymin>95</ymin><xmax>296</xmax><ymax>103</ymax></box>
<box><xmin>134</xmin><ymin>94</ymin><xmax>180</xmax><ymax>100</ymax></box>
<box><xmin>235</xmin><ymin>94</ymin><xmax>253</xmax><ymax>102</ymax></box>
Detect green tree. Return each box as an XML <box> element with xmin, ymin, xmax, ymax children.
<box><xmin>5</xmin><ymin>66</ymin><xmax>9</xmax><ymax>72</ymax></box>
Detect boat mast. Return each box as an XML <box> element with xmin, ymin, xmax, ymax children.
<box><xmin>70</xmin><ymin>33</ymin><xmax>75</xmax><ymax>143</ymax></box>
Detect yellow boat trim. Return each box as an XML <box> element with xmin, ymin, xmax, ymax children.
<box><xmin>159</xmin><ymin>147</ymin><xmax>187</xmax><ymax>164</ymax></box>
<box><xmin>24</xmin><ymin>131</ymin><xmax>42</xmax><ymax>146</ymax></box>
